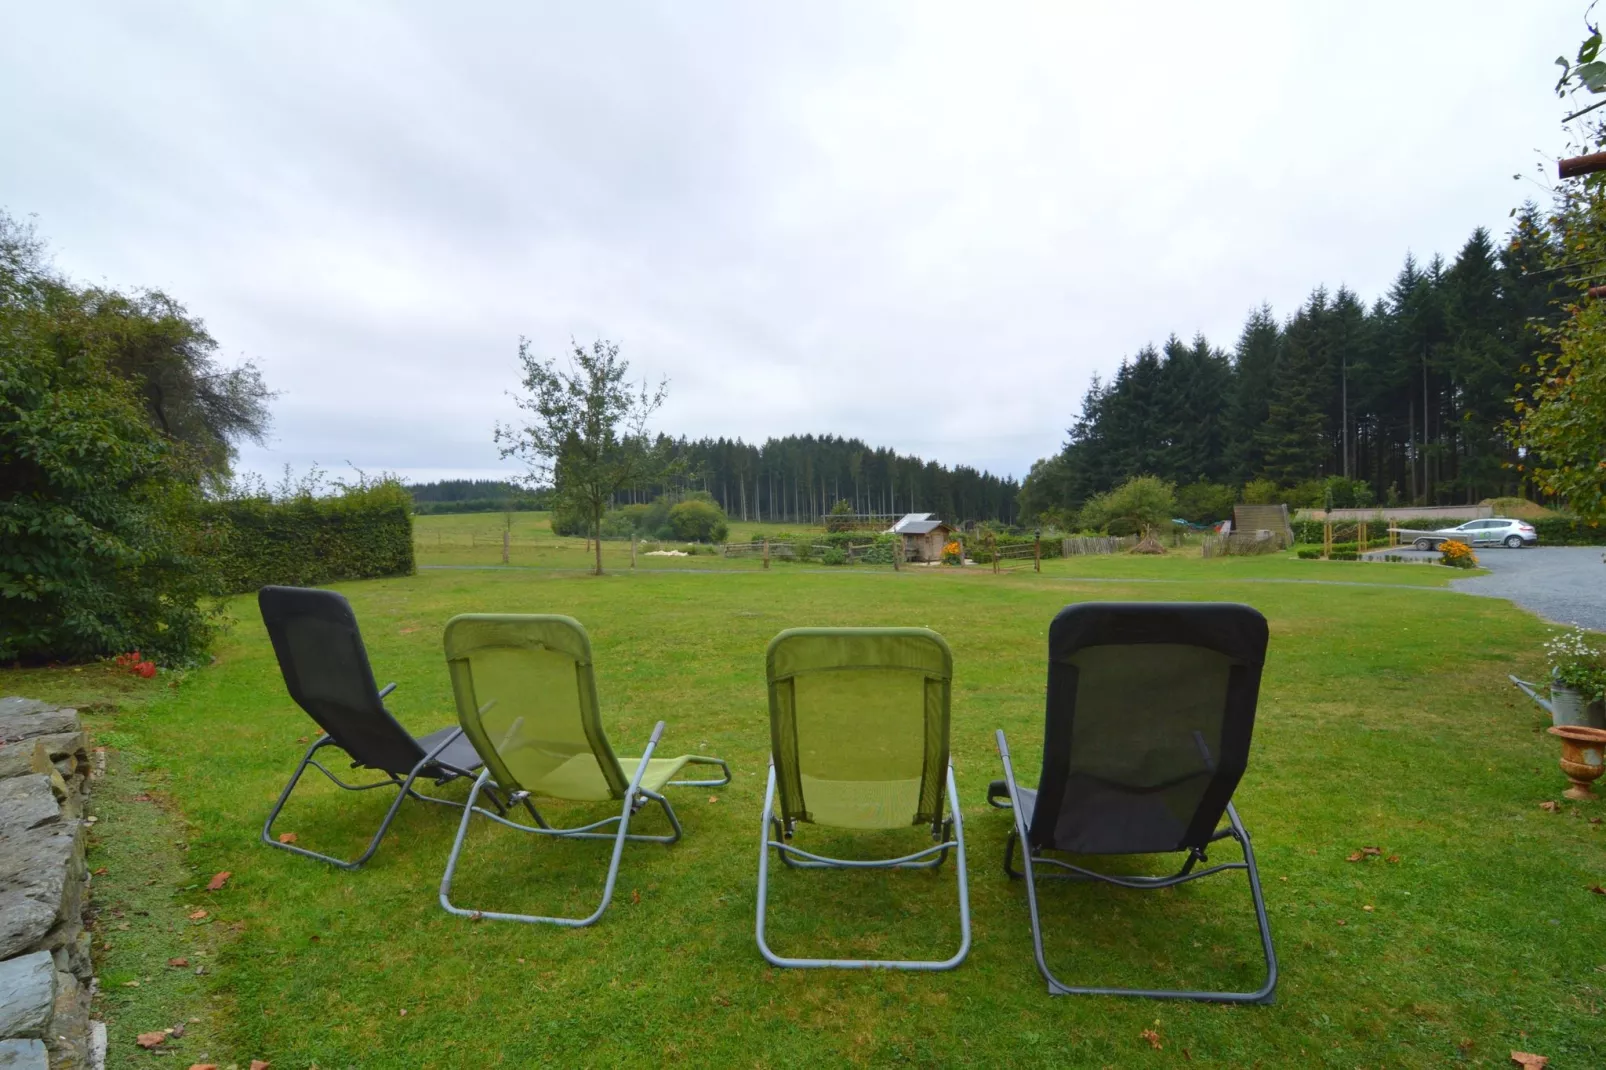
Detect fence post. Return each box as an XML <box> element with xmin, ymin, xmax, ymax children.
<box><xmin>990</xmin><ymin>533</ymin><xmax>998</xmax><ymax>574</ymax></box>
<box><xmin>631</xmin><ymin>535</ymin><xmax>637</xmax><ymax>569</ymax></box>
<box><xmin>762</xmin><ymin>539</ymin><xmax>769</xmax><ymax>570</ymax></box>
<box><xmin>892</xmin><ymin>536</ymin><xmax>900</xmax><ymax>571</ymax></box>
<box><xmin>1323</xmin><ymin>518</ymin><xmax>1332</xmax><ymax>560</ymax></box>
<box><xmin>1034</xmin><ymin>530</ymin><xmax>1041</xmax><ymax>573</ymax></box>
<box><xmin>1358</xmin><ymin>521</ymin><xmax>1367</xmax><ymax>554</ymax></box>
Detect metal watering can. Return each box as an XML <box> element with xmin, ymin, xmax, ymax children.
<box><xmin>1510</xmin><ymin>675</ymin><xmax>1606</xmax><ymax>729</ymax></box>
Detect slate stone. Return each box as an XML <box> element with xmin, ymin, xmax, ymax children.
<box><xmin>0</xmin><ymin>776</ymin><xmax>62</xmax><ymax>833</ymax></box>
<box><xmin>0</xmin><ymin>951</ymin><xmax>55</xmax><ymax>1039</ymax></box>
<box><xmin>0</xmin><ymin>1039</ymin><xmax>48</xmax><ymax>1070</ymax></box>
<box><xmin>46</xmin><ymin>970</ymin><xmax>90</xmax><ymax>1069</ymax></box>
<box><xmin>0</xmin><ymin>815</ymin><xmax>83</xmax><ymax>962</ymax></box>
<box><xmin>0</xmin><ymin>700</ymin><xmax>78</xmax><ymax>744</ymax></box>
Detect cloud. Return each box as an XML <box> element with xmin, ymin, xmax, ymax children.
<box><xmin>0</xmin><ymin>1</ymin><xmax>1580</xmax><ymax>483</ymax></box>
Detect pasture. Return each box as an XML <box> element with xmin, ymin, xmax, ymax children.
<box><xmin>4</xmin><ymin>554</ymin><xmax>1602</xmax><ymax>1067</ymax></box>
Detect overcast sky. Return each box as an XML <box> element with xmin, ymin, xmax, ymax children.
<box><xmin>0</xmin><ymin>2</ymin><xmax>1587</xmax><ymax>484</ymax></box>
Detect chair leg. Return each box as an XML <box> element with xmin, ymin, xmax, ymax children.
<box><xmin>995</xmin><ymin>729</ymin><xmax>1277</xmax><ymax>1003</ymax></box>
<box><xmin>755</xmin><ymin>762</ymin><xmax>971</xmax><ymax>971</ymax></box>
<box><xmin>438</xmin><ymin>723</ymin><xmax>672</xmax><ymax>927</ymax></box>
<box><xmin>261</xmin><ymin>730</ymin><xmax>470</xmax><ymax>870</ymax></box>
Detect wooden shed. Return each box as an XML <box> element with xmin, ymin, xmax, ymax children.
<box><xmin>889</xmin><ymin>513</ymin><xmax>955</xmax><ymax>563</ymax></box>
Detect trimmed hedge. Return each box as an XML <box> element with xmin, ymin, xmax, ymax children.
<box><xmin>1531</xmin><ymin>516</ymin><xmax>1606</xmax><ymax>545</ymax></box>
<box><xmin>411</xmin><ymin>497</ymin><xmax>546</xmax><ymax>515</ymax></box>
<box><xmin>201</xmin><ymin>482</ymin><xmax>415</xmax><ymax>594</ymax></box>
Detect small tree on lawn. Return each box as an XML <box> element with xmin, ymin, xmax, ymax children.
<box><xmin>496</xmin><ymin>338</ymin><xmax>667</xmax><ymax>575</ymax></box>
<box><xmin>1078</xmin><ymin>475</ymin><xmax>1177</xmax><ymax>538</ymax></box>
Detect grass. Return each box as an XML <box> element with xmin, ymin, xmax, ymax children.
<box><xmin>3</xmin><ymin>557</ymin><xmax>1600</xmax><ymax>1067</ymax></box>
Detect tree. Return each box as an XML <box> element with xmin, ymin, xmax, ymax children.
<box><xmin>1513</xmin><ymin>25</ymin><xmax>1606</xmax><ymax>522</ymax></box>
<box><xmin>668</xmin><ymin>498</ymin><xmax>729</xmax><ymax>542</ymax></box>
<box><xmin>496</xmin><ymin>338</ymin><xmax>668</xmax><ymax>574</ymax></box>
<box><xmin>1</xmin><ymin>213</ymin><xmax>216</xmax><ymax>664</ymax></box>
<box><xmin>1077</xmin><ymin>475</ymin><xmax>1176</xmax><ymax>537</ymax></box>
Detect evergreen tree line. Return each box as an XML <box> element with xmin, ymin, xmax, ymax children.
<box><xmin>611</xmin><ymin>433</ymin><xmax>1022</xmax><ymax>526</ymax></box>
<box><xmin>1020</xmin><ymin>206</ymin><xmax>1569</xmax><ymax>519</ymax></box>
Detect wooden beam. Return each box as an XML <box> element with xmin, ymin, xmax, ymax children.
<box><xmin>1559</xmin><ymin>151</ymin><xmax>1606</xmax><ymax>179</ymax></box>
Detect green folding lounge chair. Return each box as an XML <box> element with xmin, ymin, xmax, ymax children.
<box><xmin>756</xmin><ymin>627</ymin><xmax>971</xmax><ymax>970</ymax></box>
<box><xmin>438</xmin><ymin>614</ymin><xmax>730</xmax><ymax>927</ymax></box>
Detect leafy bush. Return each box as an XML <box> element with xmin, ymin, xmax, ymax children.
<box><xmin>201</xmin><ymin>479</ymin><xmax>414</xmax><ymax>593</ymax></box>
<box><xmin>550</xmin><ymin>498</ymin><xmax>591</xmax><ymax>537</ymax></box>
<box><xmin>668</xmin><ymin>499</ymin><xmax>729</xmax><ymax>542</ymax></box>
<box><xmin>821</xmin><ymin>547</ymin><xmax>847</xmax><ymax>566</ymax></box>
<box><xmin>1240</xmin><ymin>478</ymin><xmax>1280</xmax><ymax>505</ymax></box>
<box><xmin>825</xmin><ymin>499</ymin><xmax>855</xmax><ymax>532</ymax></box>
<box><xmin>1</xmin><ymin>315</ymin><xmax>217</xmax><ymax>666</ymax></box>
<box><xmin>1531</xmin><ymin>515</ymin><xmax>1606</xmax><ymax>545</ymax></box>
<box><xmin>1079</xmin><ymin>476</ymin><xmax>1176</xmax><ymax>536</ymax></box>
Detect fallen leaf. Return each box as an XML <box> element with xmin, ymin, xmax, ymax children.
<box><xmin>168</xmin><ymin>957</ymin><xmax>189</xmax><ymax>967</ymax></box>
<box><xmin>188</xmin><ymin>909</ymin><xmax>208</xmax><ymax>920</ymax></box>
<box><xmin>136</xmin><ymin>1032</ymin><xmax>166</xmax><ymax>1049</ymax></box>
<box><xmin>1336</xmin><ymin>919</ymin><xmax>1347</xmax><ymax>926</ymax></box>
<box><xmin>1387</xmin><ymin>855</ymin><xmax>1401</xmax><ymax>864</ymax></box>
<box><xmin>131</xmin><ymin>793</ymin><xmax>153</xmax><ymax>802</ymax></box>
<box><xmin>1511</xmin><ymin>1053</ymin><xmax>1550</xmax><ymax>1068</ymax></box>
<box><xmin>1363</xmin><ymin>905</ymin><xmax>1375</xmax><ymax>912</ymax></box>
<box><xmin>315</xmin><ymin>729</ymin><xmax>325</xmax><ymax>736</ymax></box>
<box><xmin>708</xmin><ymin>795</ymin><xmax>719</xmax><ymax>803</ymax></box>
<box><xmin>277</xmin><ymin>832</ymin><xmax>298</xmax><ymax>844</ymax></box>
<box><xmin>1346</xmin><ymin>852</ymin><xmax>1364</xmax><ymax>862</ymax></box>
<box><xmin>630</xmin><ymin>889</ymin><xmax>641</xmax><ymax>905</ymax></box>
<box><xmin>188</xmin><ymin>1065</ymin><xmax>217</xmax><ymax>1070</ymax></box>
<box><xmin>1592</xmin><ymin>817</ymin><xmax>1602</xmax><ymax>825</ymax></box>
<box><xmin>1540</xmin><ymin>801</ymin><xmax>1561</xmax><ymax>813</ymax></box>
<box><xmin>1457</xmin><ymin>1038</ymin><xmax>1474</xmax><ymax>1054</ymax></box>
<box><xmin>93</xmin><ymin>867</ymin><xmax>108</xmax><ymax>876</ymax></box>
<box><xmin>399</xmin><ymin>1008</ymin><xmax>408</xmax><ymax>1017</ymax></box>
<box><xmin>1361</xmin><ymin>846</ymin><xmax>1382</xmax><ymax>856</ymax></box>
<box><xmin>122</xmin><ymin>979</ymin><xmax>140</xmax><ymax>987</ymax></box>
<box><xmin>206</xmin><ymin>871</ymin><xmax>231</xmax><ymax>891</ymax></box>
<box><xmin>1589</xmin><ymin>885</ymin><xmax>1606</xmax><ymax>895</ymax></box>
<box><xmin>1140</xmin><ymin>1027</ymin><xmax>1162</xmax><ymax>1050</ymax></box>
<box><xmin>251</xmin><ymin>1062</ymin><xmax>271</xmax><ymax>1070</ymax></box>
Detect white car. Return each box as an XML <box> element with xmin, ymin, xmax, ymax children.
<box><xmin>1410</xmin><ymin>517</ymin><xmax>1538</xmax><ymax>551</ymax></box>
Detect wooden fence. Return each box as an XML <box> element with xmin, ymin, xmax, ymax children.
<box><xmin>1061</xmin><ymin>535</ymin><xmax>1139</xmax><ymax>556</ymax></box>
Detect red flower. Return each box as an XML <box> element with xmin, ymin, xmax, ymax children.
<box><xmin>135</xmin><ymin>662</ymin><xmax>156</xmax><ymax>679</ymax></box>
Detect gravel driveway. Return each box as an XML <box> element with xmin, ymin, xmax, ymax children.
<box><xmin>1374</xmin><ymin>545</ymin><xmax>1606</xmax><ymax>630</ymax></box>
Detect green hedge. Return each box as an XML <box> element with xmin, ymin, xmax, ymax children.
<box><xmin>201</xmin><ymin>482</ymin><xmax>415</xmax><ymax>594</ymax></box>
<box><xmin>1531</xmin><ymin>516</ymin><xmax>1606</xmax><ymax>545</ymax></box>
<box><xmin>410</xmin><ymin>497</ymin><xmax>546</xmax><ymax>515</ymax></box>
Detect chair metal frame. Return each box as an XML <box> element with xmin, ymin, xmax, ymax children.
<box><xmin>993</xmin><ymin>729</ymin><xmax>1277</xmax><ymax>1003</ymax></box>
<box><xmin>438</xmin><ymin>721</ymin><xmax>731</xmax><ymax>928</ymax></box>
<box><xmin>755</xmin><ymin>757</ymin><xmax>971</xmax><ymax>971</ymax></box>
<box><xmin>261</xmin><ymin>681</ymin><xmax>489</xmax><ymax>871</ymax></box>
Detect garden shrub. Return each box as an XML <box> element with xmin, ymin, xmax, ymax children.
<box><xmin>667</xmin><ymin>499</ymin><xmax>729</xmax><ymax>542</ymax></box>
<box><xmin>201</xmin><ymin>479</ymin><xmax>415</xmax><ymax>593</ymax></box>
<box><xmin>821</xmin><ymin>547</ymin><xmax>847</xmax><ymax>566</ymax></box>
<box><xmin>1439</xmin><ymin>539</ymin><xmax>1478</xmax><ymax>569</ymax></box>
<box><xmin>1</xmin><ymin>330</ymin><xmax>218</xmax><ymax>666</ymax></box>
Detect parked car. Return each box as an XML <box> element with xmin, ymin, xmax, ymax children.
<box><xmin>1409</xmin><ymin>517</ymin><xmax>1537</xmax><ymax>550</ymax></box>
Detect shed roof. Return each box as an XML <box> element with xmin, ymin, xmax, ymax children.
<box><xmin>891</xmin><ymin>513</ymin><xmax>949</xmax><ymax>535</ymax></box>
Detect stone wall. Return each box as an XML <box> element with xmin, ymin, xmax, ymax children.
<box><xmin>0</xmin><ymin>698</ymin><xmax>99</xmax><ymax>1070</ymax></box>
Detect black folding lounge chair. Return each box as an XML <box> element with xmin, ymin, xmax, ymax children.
<box><xmin>990</xmin><ymin>602</ymin><xmax>1278</xmax><ymax>1003</ymax></box>
<box><xmin>258</xmin><ymin>585</ymin><xmax>487</xmax><ymax>869</ymax></box>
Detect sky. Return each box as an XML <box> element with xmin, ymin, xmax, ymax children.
<box><xmin>0</xmin><ymin>2</ymin><xmax>1589</xmax><ymax>485</ymax></box>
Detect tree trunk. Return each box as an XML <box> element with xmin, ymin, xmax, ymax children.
<box><xmin>593</xmin><ymin>508</ymin><xmax>604</xmax><ymax>575</ymax></box>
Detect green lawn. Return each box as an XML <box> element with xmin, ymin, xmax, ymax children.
<box><xmin>4</xmin><ymin>559</ymin><xmax>1600</xmax><ymax>1067</ymax></box>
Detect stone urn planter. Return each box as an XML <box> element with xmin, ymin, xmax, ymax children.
<box><xmin>1547</xmin><ymin>724</ymin><xmax>1606</xmax><ymax>800</ymax></box>
<box><xmin>1510</xmin><ymin>676</ymin><xmax>1606</xmax><ymax>729</ymax></box>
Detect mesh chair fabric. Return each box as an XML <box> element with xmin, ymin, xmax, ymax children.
<box><xmin>767</xmin><ymin>629</ymin><xmax>951</xmax><ymax>829</ymax></box>
<box><xmin>1030</xmin><ymin>603</ymin><xmax>1266</xmax><ymax>855</ymax></box>
<box><xmin>443</xmin><ymin>615</ymin><xmax>628</xmax><ymax>801</ymax></box>
<box><xmin>258</xmin><ymin>586</ymin><xmax>427</xmax><ymax>776</ymax></box>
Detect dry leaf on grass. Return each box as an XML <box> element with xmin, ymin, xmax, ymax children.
<box><xmin>1139</xmin><ymin>1027</ymin><xmax>1162</xmax><ymax>1050</ymax></box>
<box><xmin>1387</xmin><ymin>855</ymin><xmax>1401</xmax><ymax>863</ymax></box>
<box><xmin>1589</xmin><ymin>885</ymin><xmax>1605</xmax><ymax>895</ymax></box>
<box><xmin>135</xmin><ymin>1032</ymin><xmax>166</xmax><ymax>1049</ymax></box>
<box><xmin>295</xmin><ymin>736</ymin><xmax>308</xmax><ymax>744</ymax></box>
<box><xmin>168</xmin><ymin>957</ymin><xmax>189</xmax><ymax>967</ymax></box>
<box><xmin>708</xmin><ymin>795</ymin><xmax>719</xmax><ymax>803</ymax></box>
<box><xmin>630</xmin><ymin>889</ymin><xmax>641</xmax><ymax>905</ymax></box>
<box><xmin>251</xmin><ymin>1061</ymin><xmax>271</xmax><ymax>1069</ymax></box>
<box><xmin>1539</xmin><ymin>801</ymin><xmax>1561</xmax><ymax>813</ymax></box>
<box><xmin>1363</xmin><ymin>905</ymin><xmax>1375</xmax><ymax>912</ymax></box>
<box><xmin>189</xmin><ymin>1064</ymin><xmax>218</xmax><ymax>1070</ymax></box>
<box><xmin>1361</xmin><ymin>846</ymin><xmax>1382</xmax><ymax>856</ymax></box>
<box><xmin>277</xmin><ymin>832</ymin><xmax>297</xmax><ymax>844</ymax></box>
<box><xmin>92</xmin><ymin>867</ymin><xmax>108</xmax><ymax>876</ymax></box>
<box><xmin>188</xmin><ymin>909</ymin><xmax>208</xmax><ymax>920</ymax></box>
<box><xmin>206</xmin><ymin>871</ymin><xmax>231</xmax><ymax>891</ymax></box>
<box><xmin>1346</xmin><ymin>852</ymin><xmax>1364</xmax><ymax>862</ymax></box>
<box><xmin>399</xmin><ymin>1008</ymin><xmax>408</xmax><ymax>1017</ymax></box>
<box><xmin>1511</xmin><ymin>1052</ymin><xmax>1549</xmax><ymax>1068</ymax></box>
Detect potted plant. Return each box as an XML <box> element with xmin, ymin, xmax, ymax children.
<box><xmin>1511</xmin><ymin>627</ymin><xmax>1606</xmax><ymax>729</ymax></box>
